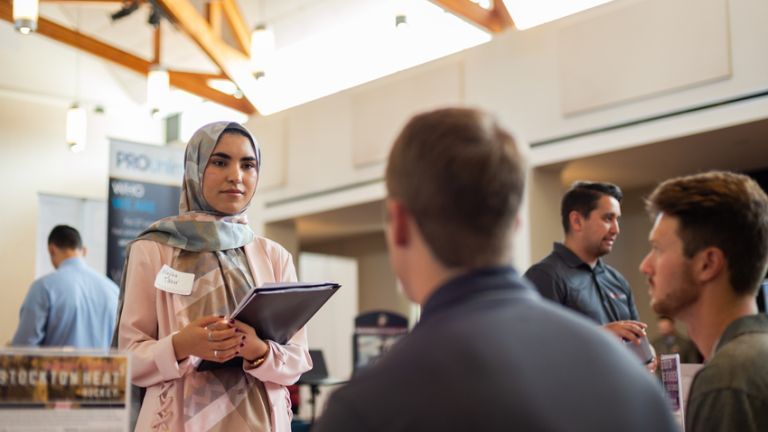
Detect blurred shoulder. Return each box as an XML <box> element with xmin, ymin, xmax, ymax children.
<box><xmin>251</xmin><ymin>236</ymin><xmax>292</xmax><ymax>258</ymax></box>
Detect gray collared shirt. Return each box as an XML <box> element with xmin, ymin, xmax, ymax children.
<box><xmin>524</xmin><ymin>242</ymin><xmax>638</xmax><ymax>324</ymax></box>
<box><xmin>686</xmin><ymin>314</ymin><xmax>768</xmax><ymax>432</ymax></box>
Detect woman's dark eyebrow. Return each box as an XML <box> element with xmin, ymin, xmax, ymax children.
<box><xmin>210</xmin><ymin>152</ymin><xmax>257</xmax><ymax>162</ymax></box>
<box><xmin>210</xmin><ymin>152</ymin><xmax>231</xmax><ymax>160</ymax></box>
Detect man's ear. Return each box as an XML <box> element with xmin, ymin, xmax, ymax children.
<box><xmin>386</xmin><ymin>199</ymin><xmax>410</xmax><ymax>247</ymax></box>
<box><xmin>569</xmin><ymin>210</ymin><xmax>583</xmax><ymax>233</ymax></box>
<box><xmin>80</xmin><ymin>246</ymin><xmax>87</xmax><ymax>257</ymax></box>
<box><xmin>48</xmin><ymin>244</ymin><xmax>58</xmax><ymax>268</ymax></box>
<box><xmin>693</xmin><ymin>247</ymin><xmax>726</xmax><ymax>284</ymax></box>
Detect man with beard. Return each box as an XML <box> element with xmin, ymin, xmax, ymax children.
<box><xmin>525</xmin><ymin>182</ymin><xmax>648</xmax><ymax>344</ymax></box>
<box><xmin>641</xmin><ymin>171</ymin><xmax>768</xmax><ymax>432</ymax></box>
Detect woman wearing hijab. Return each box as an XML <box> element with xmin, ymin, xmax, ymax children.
<box><xmin>117</xmin><ymin>122</ymin><xmax>311</xmax><ymax>431</ymax></box>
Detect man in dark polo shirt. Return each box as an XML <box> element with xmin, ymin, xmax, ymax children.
<box><xmin>525</xmin><ymin>182</ymin><xmax>648</xmax><ymax>343</ymax></box>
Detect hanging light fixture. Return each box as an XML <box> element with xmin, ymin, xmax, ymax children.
<box><xmin>66</xmin><ymin>103</ymin><xmax>87</xmax><ymax>153</ymax></box>
<box><xmin>13</xmin><ymin>0</ymin><xmax>38</xmax><ymax>34</ymax></box>
<box><xmin>147</xmin><ymin>64</ymin><xmax>170</xmax><ymax>117</ymax></box>
<box><xmin>250</xmin><ymin>23</ymin><xmax>275</xmax><ymax>78</ymax></box>
<box><xmin>394</xmin><ymin>14</ymin><xmax>408</xmax><ymax>30</ymax></box>
<box><xmin>393</xmin><ymin>0</ymin><xmax>409</xmax><ymax>30</ymax></box>
<box><xmin>66</xmin><ymin>9</ymin><xmax>86</xmax><ymax>154</ymax></box>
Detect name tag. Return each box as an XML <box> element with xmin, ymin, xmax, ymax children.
<box><xmin>154</xmin><ymin>265</ymin><xmax>195</xmax><ymax>295</ymax></box>
<box><xmin>608</xmin><ymin>291</ymin><xmax>627</xmax><ymax>300</ymax></box>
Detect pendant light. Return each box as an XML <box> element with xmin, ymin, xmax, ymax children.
<box><xmin>147</xmin><ymin>64</ymin><xmax>169</xmax><ymax>117</ymax></box>
<box><xmin>147</xmin><ymin>21</ymin><xmax>169</xmax><ymax>117</ymax></box>
<box><xmin>13</xmin><ymin>0</ymin><xmax>38</xmax><ymax>34</ymax></box>
<box><xmin>394</xmin><ymin>0</ymin><xmax>408</xmax><ymax>30</ymax></box>
<box><xmin>250</xmin><ymin>23</ymin><xmax>274</xmax><ymax>78</ymax></box>
<box><xmin>66</xmin><ymin>103</ymin><xmax>86</xmax><ymax>153</ymax></box>
<box><xmin>66</xmin><ymin>8</ymin><xmax>86</xmax><ymax>152</ymax></box>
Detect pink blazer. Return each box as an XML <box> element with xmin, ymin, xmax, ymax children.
<box><xmin>118</xmin><ymin>236</ymin><xmax>312</xmax><ymax>431</ymax></box>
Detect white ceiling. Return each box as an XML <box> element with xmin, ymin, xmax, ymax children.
<box><xmin>40</xmin><ymin>0</ymin><xmax>386</xmax><ymax>73</ymax></box>
<box><xmin>21</xmin><ymin>0</ymin><xmax>490</xmax><ymax>115</ymax></box>
<box><xmin>41</xmin><ymin>1</ymin><xmax>213</xmax><ymax>71</ymax></box>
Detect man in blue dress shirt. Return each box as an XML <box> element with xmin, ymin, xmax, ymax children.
<box><xmin>12</xmin><ymin>225</ymin><xmax>119</xmax><ymax>348</ymax></box>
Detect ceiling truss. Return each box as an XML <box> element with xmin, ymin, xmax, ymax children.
<box><xmin>431</xmin><ymin>0</ymin><xmax>514</xmax><ymax>33</ymax></box>
<box><xmin>0</xmin><ymin>0</ymin><xmax>514</xmax><ymax>115</ymax></box>
<box><xmin>0</xmin><ymin>0</ymin><xmax>258</xmax><ymax>114</ymax></box>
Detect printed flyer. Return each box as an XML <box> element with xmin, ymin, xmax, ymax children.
<box><xmin>660</xmin><ymin>353</ymin><xmax>684</xmax><ymax>430</ymax></box>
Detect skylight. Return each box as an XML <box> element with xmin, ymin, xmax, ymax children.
<box><xmin>250</xmin><ymin>1</ymin><xmax>491</xmax><ymax>115</ymax></box>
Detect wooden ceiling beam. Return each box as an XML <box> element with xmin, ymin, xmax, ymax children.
<box><xmin>492</xmin><ymin>0</ymin><xmax>514</xmax><ymax>29</ymax></box>
<box><xmin>152</xmin><ymin>22</ymin><xmax>161</xmax><ymax>64</ymax></box>
<box><xmin>220</xmin><ymin>0</ymin><xmax>250</xmax><ymax>55</ymax></box>
<box><xmin>39</xmin><ymin>0</ymin><xmax>136</xmax><ymax>3</ymax></box>
<box><xmin>430</xmin><ymin>0</ymin><xmax>514</xmax><ymax>33</ymax></box>
<box><xmin>0</xmin><ymin>2</ymin><xmax>148</xmax><ymax>74</ymax></box>
<box><xmin>169</xmin><ymin>71</ymin><xmax>253</xmax><ymax>113</ymax></box>
<box><xmin>206</xmin><ymin>0</ymin><xmax>223</xmax><ymax>37</ymax></box>
<box><xmin>0</xmin><ymin>0</ymin><xmax>255</xmax><ymax>113</ymax></box>
<box><xmin>155</xmin><ymin>0</ymin><xmax>261</xmax><ymax>114</ymax></box>
<box><xmin>170</xmin><ymin>70</ymin><xmax>228</xmax><ymax>81</ymax></box>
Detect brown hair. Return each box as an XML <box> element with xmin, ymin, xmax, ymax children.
<box><xmin>385</xmin><ymin>107</ymin><xmax>525</xmax><ymax>268</ymax></box>
<box><xmin>48</xmin><ymin>225</ymin><xmax>83</xmax><ymax>250</ymax></box>
<box><xmin>561</xmin><ymin>181</ymin><xmax>623</xmax><ymax>234</ymax></box>
<box><xmin>646</xmin><ymin>171</ymin><xmax>768</xmax><ymax>296</ymax></box>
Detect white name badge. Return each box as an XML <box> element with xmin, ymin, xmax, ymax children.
<box><xmin>154</xmin><ymin>265</ymin><xmax>195</xmax><ymax>295</ymax></box>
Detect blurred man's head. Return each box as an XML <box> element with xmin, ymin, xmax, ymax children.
<box><xmin>656</xmin><ymin>317</ymin><xmax>675</xmax><ymax>337</ymax></box>
<box><xmin>384</xmin><ymin>107</ymin><xmax>525</xmax><ymax>303</ymax></box>
<box><xmin>641</xmin><ymin>171</ymin><xmax>768</xmax><ymax>318</ymax></box>
<box><xmin>561</xmin><ymin>182</ymin><xmax>623</xmax><ymax>263</ymax></box>
<box><xmin>47</xmin><ymin>225</ymin><xmax>85</xmax><ymax>268</ymax></box>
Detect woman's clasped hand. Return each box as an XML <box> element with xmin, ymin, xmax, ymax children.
<box><xmin>172</xmin><ymin>315</ymin><xmax>270</xmax><ymax>363</ymax></box>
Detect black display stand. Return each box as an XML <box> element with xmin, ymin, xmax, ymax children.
<box><xmin>352</xmin><ymin>310</ymin><xmax>408</xmax><ymax>376</ymax></box>
<box><xmin>296</xmin><ymin>350</ymin><xmax>346</xmax><ymax>424</ymax></box>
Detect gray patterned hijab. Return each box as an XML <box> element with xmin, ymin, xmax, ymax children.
<box><xmin>139</xmin><ymin>121</ymin><xmax>260</xmax><ymax>251</ymax></box>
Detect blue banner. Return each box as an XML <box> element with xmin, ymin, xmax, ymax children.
<box><xmin>107</xmin><ymin>140</ymin><xmax>183</xmax><ymax>284</ymax></box>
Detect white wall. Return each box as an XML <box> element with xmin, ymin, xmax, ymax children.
<box><xmin>303</xmin><ymin>233</ymin><xmax>409</xmax><ymax>319</ymax></box>
<box><xmin>0</xmin><ymin>23</ymin><xmax>164</xmax><ymax>343</ymax></box>
<box><xmin>297</xmin><ymin>252</ymin><xmax>358</xmax><ymax>420</ymax></box>
<box><xmin>0</xmin><ymin>94</ymin><xmax>163</xmax><ymax>344</ymax></box>
<box><xmin>36</xmin><ymin>194</ymin><xmax>107</xmax><ymax>278</ymax></box>
<box><xmin>250</xmin><ymin>0</ymin><xmax>768</xmax><ymax>193</ymax></box>
<box><xmin>247</xmin><ymin>0</ymin><xmax>768</xmax><ymax>273</ymax></box>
